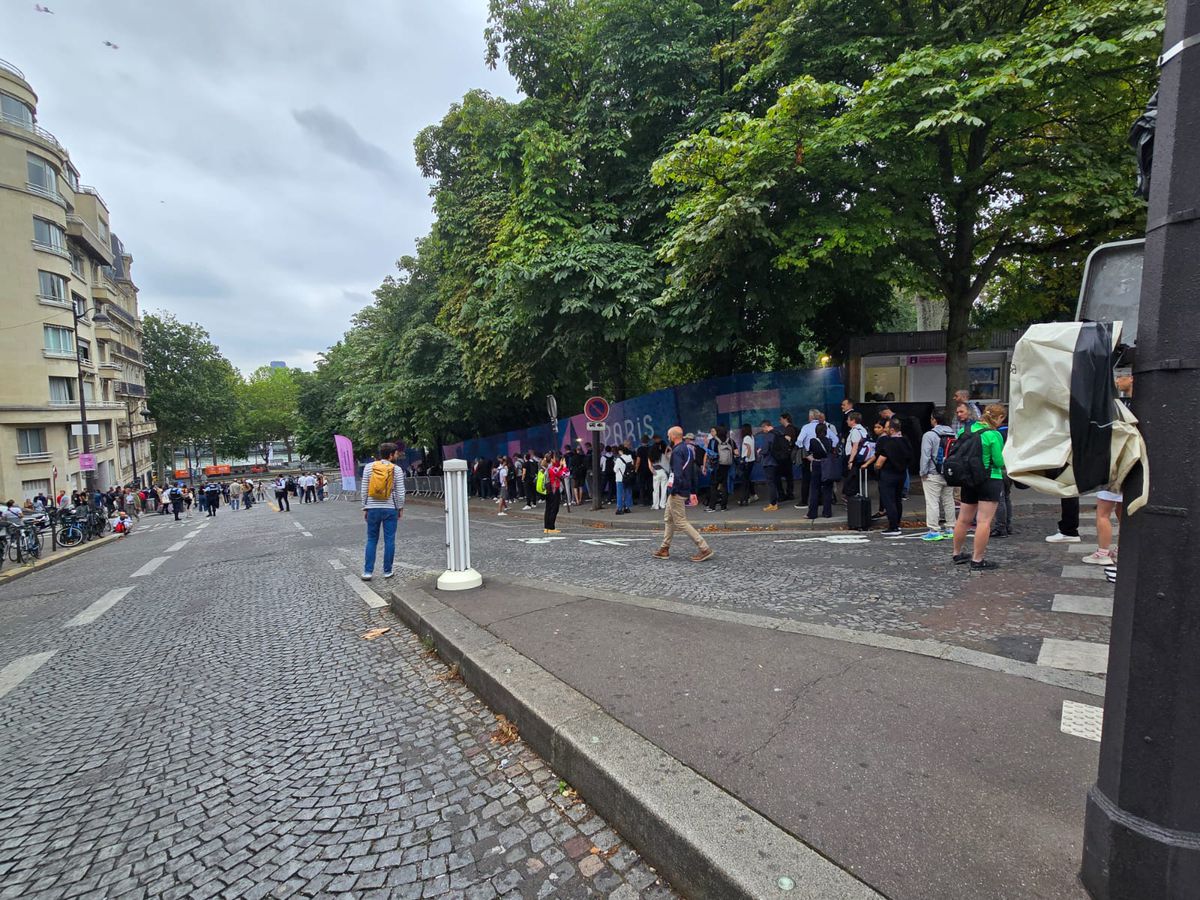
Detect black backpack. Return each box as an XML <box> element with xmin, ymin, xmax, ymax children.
<box><xmin>942</xmin><ymin>428</ymin><xmax>987</xmax><ymax>489</ymax></box>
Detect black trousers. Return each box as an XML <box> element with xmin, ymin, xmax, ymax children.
<box><xmin>799</xmin><ymin>462</ymin><xmax>811</xmax><ymax>505</ymax></box>
<box><xmin>880</xmin><ymin>469</ymin><xmax>905</xmax><ymax>530</ymax></box>
<box><xmin>638</xmin><ymin>473</ymin><xmax>653</xmax><ymax>505</ymax></box>
<box><xmin>807</xmin><ymin>466</ymin><xmax>833</xmax><ymax>518</ymax></box>
<box><xmin>544</xmin><ymin>491</ymin><xmax>561</xmax><ymax>530</ymax></box>
<box><xmin>1058</xmin><ymin>497</ymin><xmax>1080</xmax><ymax>537</ymax></box>
<box><xmin>783</xmin><ymin>462</ymin><xmax>795</xmax><ymax>500</ymax></box>
<box><xmin>276</xmin><ymin>490</ymin><xmax>290</xmax><ymax>511</ymax></box>
<box><xmin>171</xmin><ymin>503</ymin><xmax>182</xmax><ymax>521</ymax></box>
<box><xmin>710</xmin><ymin>464</ymin><xmax>730</xmax><ymax>510</ymax></box>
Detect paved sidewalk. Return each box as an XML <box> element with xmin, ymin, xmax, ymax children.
<box><xmin>410</xmin><ymin>576</ymin><xmax>1100</xmax><ymax>900</ymax></box>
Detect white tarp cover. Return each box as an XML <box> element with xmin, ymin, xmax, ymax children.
<box><xmin>1004</xmin><ymin>321</ymin><xmax>1148</xmax><ymax>514</ymax></box>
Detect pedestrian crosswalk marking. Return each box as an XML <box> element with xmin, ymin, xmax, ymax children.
<box><xmin>166</xmin><ymin>541</ymin><xmax>188</xmax><ymax>553</ymax></box>
<box><xmin>301</xmin><ymin>531</ymin><xmax>313</xmax><ymax>537</ymax></box>
<box><xmin>328</xmin><ymin>559</ymin><xmax>346</xmax><ymax>570</ymax></box>
<box><xmin>293</xmin><ymin>521</ymin><xmax>304</xmax><ymax>530</ymax></box>
<box><xmin>1060</xmin><ymin>700</ymin><xmax>1103</xmax><ymax>742</ymax></box>
<box><xmin>1051</xmin><ymin>594</ymin><xmax>1113</xmax><ymax>617</ymax></box>
<box><xmin>1037</xmin><ymin>638</ymin><xmax>1109</xmax><ymax>674</ymax></box>
<box><xmin>1060</xmin><ymin>565</ymin><xmax>1108</xmax><ymax>581</ymax></box>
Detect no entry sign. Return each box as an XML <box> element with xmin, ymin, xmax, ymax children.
<box><xmin>584</xmin><ymin>396</ymin><xmax>609</xmax><ymax>422</ymax></box>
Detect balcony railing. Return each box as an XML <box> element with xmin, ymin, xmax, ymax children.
<box><xmin>16</xmin><ymin>452</ymin><xmax>51</xmax><ymax>464</ymax></box>
<box><xmin>32</xmin><ymin>239</ymin><xmax>70</xmax><ymax>260</ymax></box>
<box><xmin>110</xmin><ymin>341</ymin><xmax>142</xmax><ymax>363</ymax></box>
<box><xmin>78</xmin><ymin>185</ymin><xmax>108</xmax><ymax>210</ymax></box>
<box><xmin>114</xmin><ymin>381</ymin><xmax>146</xmax><ymax>398</ymax></box>
<box><xmin>0</xmin><ymin>58</ymin><xmax>26</xmax><ymax>80</ymax></box>
<box><xmin>104</xmin><ymin>302</ymin><xmax>137</xmax><ymax>330</ymax></box>
<box><xmin>0</xmin><ymin>110</ymin><xmax>65</xmax><ymax>153</ymax></box>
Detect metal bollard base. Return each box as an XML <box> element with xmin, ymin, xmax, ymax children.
<box><xmin>437</xmin><ymin>568</ymin><xmax>482</xmax><ymax>591</ymax></box>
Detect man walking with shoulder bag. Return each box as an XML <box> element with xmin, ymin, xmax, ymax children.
<box><xmin>652</xmin><ymin>427</ymin><xmax>713</xmax><ymax>562</ymax></box>
<box><xmin>361</xmin><ymin>443</ymin><xmax>405</xmax><ymax>581</ymax></box>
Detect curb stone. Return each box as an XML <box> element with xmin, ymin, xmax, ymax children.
<box><xmin>389</xmin><ymin>578</ymin><xmax>884</xmax><ymax>900</ymax></box>
<box><xmin>0</xmin><ymin>533</ymin><xmax>120</xmax><ymax>585</ymax></box>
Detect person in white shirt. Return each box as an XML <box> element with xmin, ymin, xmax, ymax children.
<box><xmin>1</xmin><ymin>501</ymin><xmax>22</xmax><ymax>520</ymax></box>
<box><xmin>274</xmin><ymin>476</ymin><xmax>290</xmax><ymax>512</ymax></box>
<box><xmin>738</xmin><ymin>423</ymin><xmax>758</xmax><ymax>506</ymax></box>
<box><xmin>496</xmin><ymin>458</ymin><xmax>509</xmax><ymax>516</ymax></box>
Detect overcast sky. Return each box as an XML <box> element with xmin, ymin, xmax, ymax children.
<box><xmin>4</xmin><ymin>0</ymin><xmax>517</xmax><ymax>373</ymax></box>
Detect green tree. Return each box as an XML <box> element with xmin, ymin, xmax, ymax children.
<box><xmin>142</xmin><ymin>312</ymin><xmax>239</xmax><ymax>479</ymax></box>
<box><xmin>653</xmin><ymin>0</ymin><xmax>1161</xmax><ymax>404</ymax></box>
<box><xmin>238</xmin><ymin>366</ymin><xmax>302</xmax><ymax>464</ymax></box>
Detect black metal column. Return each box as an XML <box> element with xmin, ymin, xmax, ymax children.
<box><xmin>1081</xmin><ymin>2</ymin><xmax>1200</xmax><ymax>897</ymax></box>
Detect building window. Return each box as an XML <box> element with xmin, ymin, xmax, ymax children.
<box><xmin>77</xmin><ymin>338</ymin><xmax>91</xmax><ymax>363</ymax></box>
<box><xmin>26</xmin><ymin>153</ymin><xmax>59</xmax><ymax>197</ymax></box>
<box><xmin>64</xmin><ymin>164</ymin><xmax>80</xmax><ymax>192</ymax></box>
<box><xmin>33</xmin><ymin>217</ymin><xmax>67</xmax><ymax>253</ymax></box>
<box><xmin>82</xmin><ymin>379</ymin><xmax>95</xmax><ymax>402</ymax></box>
<box><xmin>102</xmin><ymin>422</ymin><xmax>113</xmax><ymax>445</ymax></box>
<box><xmin>21</xmin><ymin>479</ymin><xmax>51</xmax><ymax>501</ymax></box>
<box><xmin>1</xmin><ymin>91</ymin><xmax>34</xmax><ymax>128</ymax></box>
<box><xmin>70</xmin><ymin>251</ymin><xmax>85</xmax><ymax>278</ymax></box>
<box><xmin>38</xmin><ymin>270</ymin><xmax>68</xmax><ymax>302</ymax></box>
<box><xmin>49</xmin><ymin>376</ymin><xmax>77</xmax><ymax>404</ymax></box>
<box><xmin>44</xmin><ymin>325</ymin><xmax>75</xmax><ymax>355</ymax></box>
<box><xmin>18</xmin><ymin>428</ymin><xmax>47</xmax><ymax>455</ymax></box>
<box><xmin>98</xmin><ymin>219</ymin><xmax>109</xmax><ymax>243</ymax></box>
<box><xmin>66</xmin><ymin>427</ymin><xmax>78</xmax><ymax>453</ymax></box>
<box><xmin>72</xmin><ymin>293</ymin><xmax>87</xmax><ymax>317</ymax></box>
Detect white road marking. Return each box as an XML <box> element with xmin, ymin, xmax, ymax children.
<box><xmin>578</xmin><ymin>538</ymin><xmax>652</xmax><ymax>546</ymax></box>
<box><xmin>1061</xmin><ymin>700</ymin><xmax>1103</xmax><ymax>742</ymax></box>
<box><xmin>328</xmin><ymin>559</ymin><xmax>346</xmax><ymax>570</ymax></box>
<box><xmin>1037</xmin><ymin>639</ymin><xmax>1110</xmax><ymax>674</ymax></box>
<box><xmin>1060</xmin><ymin>565</ymin><xmax>1108</xmax><ymax>581</ymax></box>
<box><xmin>166</xmin><ymin>541</ymin><xmax>188</xmax><ymax>553</ymax></box>
<box><xmin>344</xmin><ymin>574</ymin><xmax>387</xmax><ymax>609</ymax></box>
<box><xmin>182</xmin><ymin>530</ymin><xmax>199</xmax><ymax>540</ymax></box>
<box><xmin>506</xmin><ymin>537</ymin><xmax>568</xmax><ymax>544</ymax></box>
<box><xmin>131</xmin><ymin>556</ymin><xmax>170</xmax><ymax>578</ymax></box>
<box><xmin>1051</xmin><ymin>594</ymin><xmax>1114</xmax><ymax>617</ymax></box>
<box><xmin>293</xmin><ymin>521</ymin><xmax>304</xmax><ymax>530</ymax></box>
<box><xmin>774</xmin><ymin>535</ymin><xmax>871</xmax><ymax>544</ymax></box>
<box><xmin>0</xmin><ymin>651</ymin><xmax>57</xmax><ymax>700</ymax></box>
<box><xmin>65</xmin><ymin>586</ymin><xmax>135</xmax><ymax>627</ymax></box>
<box><xmin>301</xmin><ymin>531</ymin><xmax>313</xmax><ymax>537</ymax></box>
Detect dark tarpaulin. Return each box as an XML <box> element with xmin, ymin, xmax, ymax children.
<box><xmin>1069</xmin><ymin>322</ymin><xmax>1116</xmax><ymax>493</ymax></box>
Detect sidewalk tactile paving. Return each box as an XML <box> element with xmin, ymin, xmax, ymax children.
<box><xmin>1060</xmin><ymin>700</ymin><xmax>1103</xmax><ymax>742</ymax></box>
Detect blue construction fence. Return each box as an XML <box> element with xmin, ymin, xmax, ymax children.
<box><xmin>441</xmin><ymin>367</ymin><xmax>845</xmax><ymax>474</ymax></box>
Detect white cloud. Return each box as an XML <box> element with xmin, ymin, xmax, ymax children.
<box><xmin>4</xmin><ymin>0</ymin><xmax>518</xmax><ymax>373</ymax></box>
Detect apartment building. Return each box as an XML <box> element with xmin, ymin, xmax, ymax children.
<box><xmin>0</xmin><ymin>58</ymin><xmax>154</xmax><ymax>501</ymax></box>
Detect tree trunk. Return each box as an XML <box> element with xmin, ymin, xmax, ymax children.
<box><xmin>286</xmin><ymin>438</ymin><xmax>294</xmax><ymax>464</ymax></box>
<box><xmin>944</xmin><ymin>290</ymin><xmax>972</xmax><ymax>410</ymax></box>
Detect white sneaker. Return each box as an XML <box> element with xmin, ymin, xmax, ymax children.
<box><xmin>497</xmin><ymin>511</ymin><xmax>507</xmax><ymax>516</ymax></box>
<box><xmin>1045</xmin><ymin>532</ymin><xmax>1082</xmax><ymax>544</ymax></box>
<box><xmin>383</xmin><ymin>570</ymin><xmax>395</xmax><ymax>579</ymax></box>
<box><xmin>360</xmin><ymin>572</ymin><xmax>373</xmax><ymax>581</ymax></box>
<box><xmin>1081</xmin><ymin>549</ymin><xmax>1112</xmax><ymax>565</ymax></box>
<box><xmin>522</xmin><ymin>505</ymin><xmax>533</xmax><ymax>511</ymax></box>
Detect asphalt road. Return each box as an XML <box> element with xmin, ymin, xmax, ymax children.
<box><xmin>0</xmin><ymin>503</ymin><xmax>672</xmax><ymax>899</ymax></box>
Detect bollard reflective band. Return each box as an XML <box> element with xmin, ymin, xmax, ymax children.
<box><xmin>1159</xmin><ymin>33</ymin><xmax>1200</xmax><ymax>67</ymax></box>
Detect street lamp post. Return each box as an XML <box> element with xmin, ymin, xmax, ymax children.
<box><xmin>71</xmin><ymin>302</ymin><xmax>111</xmax><ymax>498</ymax></box>
<box><xmin>1080</xmin><ymin>1</ymin><xmax>1200</xmax><ymax>897</ymax></box>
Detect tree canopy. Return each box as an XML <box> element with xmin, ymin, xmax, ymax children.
<box><xmin>294</xmin><ymin>0</ymin><xmax>1160</xmax><ymax>455</ymax></box>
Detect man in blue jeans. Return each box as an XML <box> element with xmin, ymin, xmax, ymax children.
<box><xmin>360</xmin><ymin>442</ymin><xmax>405</xmax><ymax>581</ymax></box>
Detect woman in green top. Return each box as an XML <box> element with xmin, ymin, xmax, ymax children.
<box><xmin>950</xmin><ymin>403</ymin><xmax>1007</xmax><ymax>571</ymax></box>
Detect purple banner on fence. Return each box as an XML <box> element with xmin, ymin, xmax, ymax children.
<box><xmin>333</xmin><ymin>434</ymin><xmax>357</xmax><ymax>491</ymax></box>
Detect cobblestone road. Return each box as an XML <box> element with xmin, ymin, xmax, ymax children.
<box><xmin>0</xmin><ymin>505</ymin><xmax>672</xmax><ymax>899</ymax></box>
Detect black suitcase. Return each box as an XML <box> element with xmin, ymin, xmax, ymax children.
<box><xmin>847</xmin><ymin>467</ymin><xmax>871</xmax><ymax>531</ymax></box>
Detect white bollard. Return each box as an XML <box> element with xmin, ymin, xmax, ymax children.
<box><xmin>437</xmin><ymin>459</ymin><xmax>482</xmax><ymax>591</ymax></box>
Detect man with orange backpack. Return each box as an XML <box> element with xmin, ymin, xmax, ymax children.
<box><xmin>360</xmin><ymin>442</ymin><xmax>405</xmax><ymax>581</ymax></box>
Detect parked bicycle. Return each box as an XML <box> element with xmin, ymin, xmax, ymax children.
<box><xmin>7</xmin><ymin>518</ymin><xmax>44</xmax><ymax>563</ymax></box>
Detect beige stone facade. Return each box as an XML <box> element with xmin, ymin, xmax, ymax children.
<box><xmin>0</xmin><ymin>58</ymin><xmax>154</xmax><ymax>501</ymax></box>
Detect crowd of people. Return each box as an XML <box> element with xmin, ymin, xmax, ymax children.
<box><xmin>453</xmin><ymin>388</ymin><xmax>1032</xmax><ymax>570</ymax></box>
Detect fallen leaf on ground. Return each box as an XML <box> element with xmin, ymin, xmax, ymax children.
<box><xmin>491</xmin><ymin>715</ymin><xmax>519</xmax><ymax>746</ymax></box>
<box><xmin>361</xmin><ymin>627</ymin><xmax>391</xmax><ymax>640</ymax></box>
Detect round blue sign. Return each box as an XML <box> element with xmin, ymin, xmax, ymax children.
<box><xmin>584</xmin><ymin>396</ymin><xmax>609</xmax><ymax>422</ymax></box>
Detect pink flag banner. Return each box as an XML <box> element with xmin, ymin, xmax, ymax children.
<box><xmin>334</xmin><ymin>434</ymin><xmax>357</xmax><ymax>491</ymax></box>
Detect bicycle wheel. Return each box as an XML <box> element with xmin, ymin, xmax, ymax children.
<box><xmin>29</xmin><ymin>532</ymin><xmax>43</xmax><ymax>559</ymax></box>
<box><xmin>8</xmin><ymin>535</ymin><xmax>21</xmax><ymax>564</ymax></box>
<box><xmin>58</xmin><ymin>525</ymin><xmax>83</xmax><ymax>548</ymax></box>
